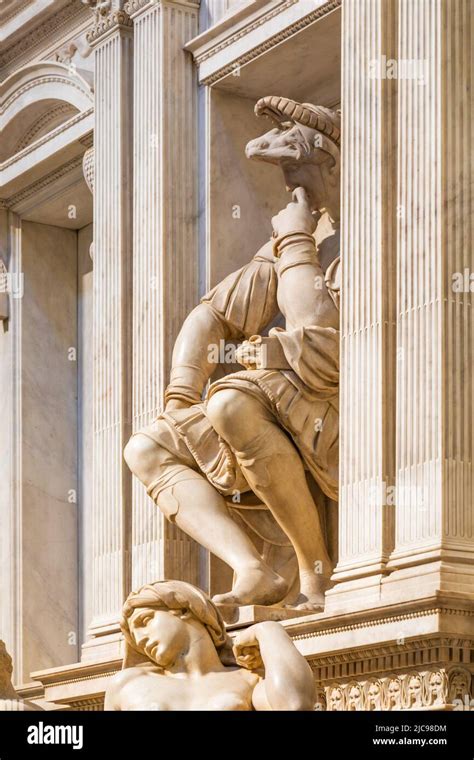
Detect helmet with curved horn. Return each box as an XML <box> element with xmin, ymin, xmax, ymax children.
<box><xmin>254</xmin><ymin>96</ymin><xmax>341</xmax><ymax>147</ymax></box>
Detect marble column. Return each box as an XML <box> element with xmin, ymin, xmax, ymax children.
<box><xmin>82</xmin><ymin>6</ymin><xmax>134</xmax><ymax>656</ymax></box>
<box><xmin>384</xmin><ymin>0</ymin><xmax>474</xmax><ymax>601</ymax></box>
<box><xmin>326</xmin><ymin>0</ymin><xmax>398</xmax><ymax>612</ymax></box>
<box><xmin>126</xmin><ymin>0</ymin><xmax>202</xmax><ymax>590</ymax></box>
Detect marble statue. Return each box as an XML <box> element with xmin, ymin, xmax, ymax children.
<box><xmin>125</xmin><ymin>96</ymin><xmax>341</xmax><ymax>610</ymax></box>
<box><xmin>104</xmin><ymin>580</ymin><xmax>315</xmax><ymax>711</ymax></box>
<box><xmin>0</xmin><ymin>641</ymin><xmax>41</xmax><ymax>711</ymax></box>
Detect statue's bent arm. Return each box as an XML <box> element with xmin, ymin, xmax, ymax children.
<box><xmin>246</xmin><ymin>623</ymin><xmax>315</xmax><ymax>711</ymax></box>
<box><xmin>166</xmin><ymin>304</ymin><xmax>233</xmax><ymax>407</ymax></box>
<box><xmin>165</xmin><ymin>245</ymin><xmax>279</xmax><ymax>408</ymax></box>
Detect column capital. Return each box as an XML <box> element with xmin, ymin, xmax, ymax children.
<box><xmin>125</xmin><ymin>0</ymin><xmax>199</xmax><ymax>17</ymax></box>
<box><xmin>85</xmin><ymin>3</ymin><xmax>133</xmax><ymax>46</ymax></box>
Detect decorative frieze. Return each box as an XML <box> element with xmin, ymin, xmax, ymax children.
<box><xmin>318</xmin><ymin>667</ymin><xmax>473</xmax><ymax>711</ymax></box>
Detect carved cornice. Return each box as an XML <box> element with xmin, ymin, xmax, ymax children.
<box><xmin>2</xmin><ymin>75</ymin><xmax>92</xmax><ymax>115</ymax></box>
<box><xmin>0</xmin><ymin>0</ymin><xmax>32</xmax><ymax>25</ymax></box>
<box><xmin>0</xmin><ymin>1</ymin><xmax>90</xmax><ymax>71</ymax></box>
<box><xmin>308</xmin><ymin>636</ymin><xmax>474</xmax><ymax>675</ymax></box>
<box><xmin>79</xmin><ymin>133</ymin><xmax>94</xmax><ymax>149</ymax></box>
<box><xmin>1</xmin><ymin>108</ymin><xmax>93</xmax><ymax>171</ymax></box>
<box><xmin>195</xmin><ymin>0</ymin><xmax>297</xmax><ymax>64</ymax></box>
<box><xmin>67</xmin><ymin>697</ymin><xmax>104</xmax><ymax>711</ymax></box>
<box><xmin>125</xmin><ymin>0</ymin><xmax>199</xmax><ymax>13</ymax></box>
<box><xmin>86</xmin><ymin>10</ymin><xmax>133</xmax><ymax>44</ymax></box>
<box><xmin>291</xmin><ymin>606</ymin><xmax>474</xmax><ymax>643</ymax></box>
<box><xmin>5</xmin><ymin>155</ymin><xmax>85</xmax><ymax>209</ymax></box>
<box><xmin>124</xmin><ymin>0</ymin><xmax>155</xmax><ymax>12</ymax></box>
<box><xmin>198</xmin><ymin>0</ymin><xmax>341</xmax><ymax>85</ymax></box>
<box><xmin>14</xmin><ymin>104</ymin><xmax>77</xmax><ymax>154</ymax></box>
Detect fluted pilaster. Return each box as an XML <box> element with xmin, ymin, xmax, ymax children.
<box><xmin>326</xmin><ymin>0</ymin><xmax>398</xmax><ymax>611</ymax></box>
<box><xmin>129</xmin><ymin>0</ymin><xmax>201</xmax><ymax>589</ymax></box>
<box><xmin>384</xmin><ymin>0</ymin><xmax>473</xmax><ymax>598</ymax></box>
<box><xmin>86</xmin><ymin>16</ymin><xmax>134</xmax><ymax>643</ymax></box>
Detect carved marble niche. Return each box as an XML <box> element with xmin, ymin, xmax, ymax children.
<box><xmin>195</xmin><ymin>6</ymin><xmax>341</xmax><ymax>597</ymax></box>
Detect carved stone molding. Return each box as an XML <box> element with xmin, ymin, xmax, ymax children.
<box><xmin>1</xmin><ymin>108</ymin><xmax>93</xmax><ymax>171</ymax></box>
<box><xmin>14</xmin><ymin>104</ymin><xmax>78</xmax><ymax>155</ymax></box>
<box><xmin>0</xmin><ymin>260</ymin><xmax>9</xmax><ymax>323</ymax></box>
<box><xmin>69</xmin><ymin>697</ymin><xmax>104</xmax><ymax>711</ymax></box>
<box><xmin>124</xmin><ymin>0</ymin><xmax>155</xmax><ymax>13</ymax></box>
<box><xmin>317</xmin><ymin>667</ymin><xmax>473</xmax><ymax>711</ymax></box>
<box><xmin>196</xmin><ymin>0</ymin><xmax>341</xmax><ymax>85</ymax></box>
<box><xmin>307</xmin><ymin>635</ymin><xmax>474</xmax><ymax>685</ymax></box>
<box><xmin>0</xmin><ymin>0</ymin><xmax>32</xmax><ymax>26</ymax></box>
<box><xmin>82</xmin><ymin>147</ymin><xmax>95</xmax><ymax>195</ymax></box>
<box><xmin>2</xmin><ymin>76</ymin><xmax>92</xmax><ymax>116</ymax></box>
<box><xmin>0</xmin><ymin>1</ymin><xmax>90</xmax><ymax>72</ymax></box>
<box><xmin>125</xmin><ymin>0</ymin><xmax>199</xmax><ymax>12</ymax></box>
<box><xmin>86</xmin><ymin>9</ymin><xmax>133</xmax><ymax>44</ymax></box>
<box><xmin>195</xmin><ymin>0</ymin><xmax>298</xmax><ymax>65</ymax></box>
<box><xmin>5</xmin><ymin>155</ymin><xmax>85</xmax><ymax>210</ymax></box>
<box><xmin>292</xmin><ymin>606</ymin><xmax>474</xmax><ymax>645</ymax></box>
<box><xmin>79</xmin><ymin>133</ymin><xmax>94</xmax><ymax>149</ymax></box>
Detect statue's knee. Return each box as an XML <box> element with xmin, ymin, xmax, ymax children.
<box><xmin>124</xmin><ymin>434</ymin><xmax>159</xmax><ymax>480</ymax></box>
<box><xmin>206</xmin><ymin>389</ymin><xmax>248</xmax><ymax>439</ymax></box>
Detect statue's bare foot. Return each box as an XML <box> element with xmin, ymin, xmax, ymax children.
<box><xmin>286</xmin><ymin>570</ymin><xmax>331</xmax><ymax>611</ymax></box>
<box><xmin>212</xmin><ymin>565</ymin><xmax>287</xmax><ymax>607</ymax></box>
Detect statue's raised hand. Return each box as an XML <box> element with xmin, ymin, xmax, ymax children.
<box><xmin>232</xmin><ymin>625</ymin><xmax>264</xmax><ymax>671</ymax></box>
<box><xmin>271</xmin><ymin>186</ymin><xmax>319</xmax><ymax>240</ymax></box>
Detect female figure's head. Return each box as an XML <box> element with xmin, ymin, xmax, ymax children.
<box><xmin>120</xmin><ymin>580</ymin><xmax>228</xmax><ymax>671</ymax></box>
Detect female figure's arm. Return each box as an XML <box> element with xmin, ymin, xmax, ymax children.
<box><xmin>233</xmin><ymin>621</ymin><xmax>315</xmax><ymax>711</ymax></box>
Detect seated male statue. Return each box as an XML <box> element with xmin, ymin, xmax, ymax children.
<box><xmin>125</xmin><ymin>96</ymin><xmax>341</xmax><ymax>611</ymax></box>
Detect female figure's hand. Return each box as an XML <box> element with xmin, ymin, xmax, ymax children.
<box><xmin>232</xmin><ymin>624</ymin><xmax>264</xmax><ymax>670</ymax></box>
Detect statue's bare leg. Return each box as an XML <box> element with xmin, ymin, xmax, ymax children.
<box><xmin>206</xmin><ymin>389</ymin><xmax>332</xmax><ymax>610</ymax></box>
<box><xmin>124</xmin><ymin>433</ymin><xmax>287</xmax><ymax>606</ymax></box>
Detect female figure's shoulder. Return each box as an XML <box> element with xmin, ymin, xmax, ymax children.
<box><xmin>105</xmin><ymin>667</ymin><xmax>153</xmax><ymax>711</ymax></box>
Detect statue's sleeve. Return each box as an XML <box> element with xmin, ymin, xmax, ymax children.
<box><xmin>166</xmin><ymin>242</ymin><xmax>279</xmax><ymax>406</ymax></box>
<box><xmin>270</xmin><ymin>324</ymin><xmax>339</xmax><ymax>396</ymax></box>
<box><xmin>269</xmin><ymin>242</ymin><xmax>340</xmax><ymax>396</ymax></box>
<box><xmin>201</xmin><ymin>241</ymin><xmax>279</xmax><ymax>338</ymax></box>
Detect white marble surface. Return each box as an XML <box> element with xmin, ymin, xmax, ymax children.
<box><xmin>77</xmin><ymin>223</ymin><xmax>93</xmax><ymax>646</ymax></box>
<box><xmin>20</xmin><ymin>221</ymin><xmax>79</xmax><ymax>679</ymax></box>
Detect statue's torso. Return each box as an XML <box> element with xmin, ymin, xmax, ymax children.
<box><xmin>114</xmin><ymin>666</ymin><xmax>259</xmax><ymax>711</ymax></box>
